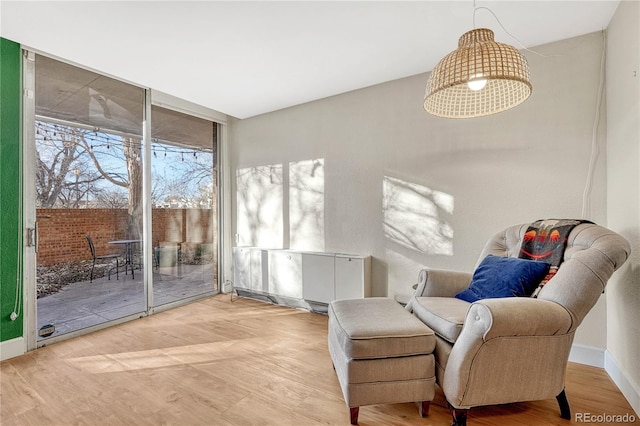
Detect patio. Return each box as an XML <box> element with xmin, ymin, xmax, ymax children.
<box><xmin>37</xmin><ymin>263</ymin><xmax>217</xmax><ymax>341</ymax></box>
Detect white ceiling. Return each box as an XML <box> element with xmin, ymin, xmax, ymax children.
<box><xmin>0</xmin><ymin>1</ymin><xmax>619</xmax><ymax>119</ymax></box>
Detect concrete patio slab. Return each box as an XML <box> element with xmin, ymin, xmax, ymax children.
<box><xmin>37</xmin><ymin>263</ymin><xmax>217</xmax><ymax>341</ymax></box>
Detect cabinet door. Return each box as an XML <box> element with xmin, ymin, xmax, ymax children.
<box><xmin>302</xmin><ymin>253</ymin><xmax>335</xmax><ymax>303</ymax></box>
<box><xmin>268</xmin><ymin>251</ymin><xmax>303</xmax><ymax>298</ymax></box>
<box><xmin>233</xmin><ymin>247</ymin><xmax>252</xmax><ymax>289</ymax></box>
<box><xmin>335</xmin><ymin>256</ymin><xmax>364</xmax><ymax>300</ymax></box>
<box><xmin>250</xmin><ymin>249</ymin><xmax>268</xmax><ymax>292</ymax></box>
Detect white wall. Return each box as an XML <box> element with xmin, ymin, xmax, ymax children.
<box><xmin>229</xmin><ymin>32</ymin><xmax>608</xmax><ymax>348</ymax></box>
<box><xmin>606</xmin><ymin>0</ymin><xmax>640</xmax><ymax>415</ymax></box>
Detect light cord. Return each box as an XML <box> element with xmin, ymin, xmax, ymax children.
<box><xmin>12</xmin><ymin>117</ymin><xmax>25</xmax><ymax>321</ymax></box>
<box><xmin>472</xmin><ymin>4</ymin><xmax>560</xmax><ymax>58</ymax></box>
<box><xmin>470</xmin><ymin>1</ymin><xmax>605</xmax><ymax>218</ymax></box>
<box><xmin>581</xmin><ymin>30</ymin><xmax>607</xmax><ymax>219</ymax></box>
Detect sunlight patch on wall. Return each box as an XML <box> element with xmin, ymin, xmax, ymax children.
<box><xmin>289</xmin><ymin>159</ymin><xmax>325</xmax><ymax>252</ymax></box>
<box><xmin>236</xmin><ymin>165</ymin><xmax>283</xmax><ymax>247</ymax></box>
<box><xmin>384</xmin><ymin>247</ymin><xmax>430</xmax><ymax>303</ymax></box>
<box><xmin>383</xmin><ymin>176</ymin><xmax>454</xmax><ymax>255</ymax></box>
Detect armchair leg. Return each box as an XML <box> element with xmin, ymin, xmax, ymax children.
<box><xmin>556</xmin><ymin>389</ymin><xmax>571</xmax><ymax>420</ymax></box>
<box><xmin>349</xmin><ymin>407</ymin><xmax>359</xmax><ymax>425</ymax></box>
<box><xmin>449</xmin><ymin>404</ymin><xmax>468</xmax><ymax>426</ymax></box>
<box><xmin>418</xmin><ymin>401</ymin><xmax>430</xmax><ymax>417</ymax></box>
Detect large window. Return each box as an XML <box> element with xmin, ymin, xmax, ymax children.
<box><xmin>29</xmin><ymin>54</ymin><xmax>219</xmax><ymax>344</ymax></box>
<box><xmin>150</xmin><ymin>106</ymin><xmax>218</xmax><ymax>306</ymax></box>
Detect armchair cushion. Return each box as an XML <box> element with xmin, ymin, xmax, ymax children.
<box><xmin>412</xmin><ymin>297</ymin><xmax>470</xmax><ymax>343</ymax></box>
<box><xmin>455</xmin><ymin>255</ymin><xmax>550</xmax><ymax>303</ymax></box>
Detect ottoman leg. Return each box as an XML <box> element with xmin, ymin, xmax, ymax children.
<box><xmin>350</xmin><ymin>407</ymin><xmax>359</xmax><ymax>425</ymax></box>
<box><xmin>419</xmin><ymin>401</ymin><xmax>430</xmax><ymax>417</ymax></box>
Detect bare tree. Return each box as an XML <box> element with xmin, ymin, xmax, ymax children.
<box><xmin>35</xmin><ymin>121</ymin><xmax>142</xmax><ymax>237</ymax></box>
<box><xmin>35</xmin><ymin>121</ymin><xmax>215</xmax><ymax>238</ymax></box>
<box><xmin>122</xmin><ymin>137</ymin><xmax>143</xmax><ymax>237</ymax></box>
<box><xmin>95</xmin><ymin>189</ymin><xmax>129</xmax><ymax>209</ymax></box>
<box><xmin>151</xmin><ymin>144</ymin><xmax>216</xmax><ymax>209</ymax></box>
<box><xmin>35</xmin><ymin>125</ymin><xmax>87</xmax><ymax>207</ymax></box>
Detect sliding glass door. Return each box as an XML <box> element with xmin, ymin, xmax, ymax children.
<box><xmin>32</xmin><ymin>54</ymin><xmax>146</xmax><ymax>341</ymax></box>
<box><xmin>26</xmin><ymin>52</ymin><xmax>220</xmax><ymax>346</ymax></box>
<box><xmin>150</xmin><ymin>106</ymin><xmax>218</xmax><ymax>306</ymax></box>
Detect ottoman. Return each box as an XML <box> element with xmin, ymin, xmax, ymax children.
<box><xmin>328</xmin><ymin>297</ymin><xmax>436</xmax><ymax>424</ymax></box>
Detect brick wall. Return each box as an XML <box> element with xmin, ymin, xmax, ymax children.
<box><xmin>37</xmin><ymin>208</ymin><xmax>216</xmax><ymax>266</ymax></box>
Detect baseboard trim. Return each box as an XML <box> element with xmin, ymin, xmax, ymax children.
<box><xmin>569</xmin><ymin>343</ymin><xmax>605</xmax><ymax>368</ymax></box>
<box><xmin>0</xmin><ymin>337</ymin><xmax>25</xmax><ymax>361</ymax></box>
<box><xmin>605</xmin><ymin>351</ymin><xmax>640</xmax><ymax>417</ymax></box>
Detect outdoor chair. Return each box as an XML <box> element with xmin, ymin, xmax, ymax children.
<box><xmin>86</xmin><ymin>235</ymin><xmax>120</xmax><ymax>282</ymax></box>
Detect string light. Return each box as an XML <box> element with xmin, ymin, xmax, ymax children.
<box><xmin>33</xmin><ymin>119</ymin><xmax>217</xmax><ymax>211</ymax></box>
<box><xmin>35</xmin><ymin>120</ymin><xmax>214</xmax><ymax>160</ymax></box>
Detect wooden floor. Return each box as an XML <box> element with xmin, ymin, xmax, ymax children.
<box><xmin>1</xmin><ymin>295</ymin><xmax>637</xmax><ymax>425</ymax></box>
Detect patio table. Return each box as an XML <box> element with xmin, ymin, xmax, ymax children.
<box><xmin>108</xmin><ymin>239</ymin><xmax>141</xmax><ymax>278</ymax></box>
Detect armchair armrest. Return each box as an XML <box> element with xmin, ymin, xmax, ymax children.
<box><xmin>405</xmin><ymin>268</ymin><xmax>472</xmax><ymax>311</ymax></box>
<box><xmin>443</xmin><ymin>298</ymin><xmax>574</xmax><ymax>408</ymax></box>
<box><xmin>469</xmin><ymin>298</ymin><xmax>572</xmax><ymax>340</ymax></box>
<box><xmin>417</xmin><ymin>268</ymin><xmax>473</xmax><ymax>297</ymax></box>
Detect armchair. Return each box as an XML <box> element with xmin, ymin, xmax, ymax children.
<box><xmin>405</xmin><ymin>222</ymin><xmax>630</xmax><ymax>426</ymax></box>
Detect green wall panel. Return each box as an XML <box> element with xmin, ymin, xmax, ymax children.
<box><xmin>0</xmin><ymin>38</ymin><xmax>23</xmax><ymax>342</ymax></box>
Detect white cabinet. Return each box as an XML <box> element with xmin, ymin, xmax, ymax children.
<box><xmin>250</xmin><ymin>249</ymin><xmax>268</xmax><ymax>292</ymax></box>
<box><xmin>233</xmin><ymin>247</ymin><xmax>269</xmax><ymax>292</ymax></box>
<box><xmin>232</xmin><ymin>247</ymin><xmax>252</xmax><ymax>290</ymax></box>
<box><xmin>302</xmin><ymin>253</ymin><xmax>335</xmax><ymax>303</ymax></box>
<box><xmin>232</xmin><ymin>248</ymin><xmax>370</xmax><ymax>306</ymax></box>
<box><xmin>268</xmin><ymin>251</ymin><xmax>302</xmax><ymax>299</ymax></box>
<box><xmin>335</xmin><ymin>255</ymin><xmax>371</xmax><ymax>300</ymax></box>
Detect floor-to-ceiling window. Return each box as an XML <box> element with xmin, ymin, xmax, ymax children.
<box><xmin>150</xmin><ymin>105</ymin><xmax>218</xmax><ymax>307</ymax></box>
<box><xmin>33</xmin><ymin>54</ymin><xmax>146</xmax><ymax>341</ymax></box>
<box><xmin>26</xmin><ymin>53</ymin><xmax>220</xmax><ymax>345</ymax></box>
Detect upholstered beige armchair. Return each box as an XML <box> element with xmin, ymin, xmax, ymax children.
<box><xmin>405</xmin><ymin>222</ymin><xmax>630</xmax><ymax>426</ymax></box>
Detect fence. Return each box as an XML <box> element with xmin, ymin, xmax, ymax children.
<box><xmin>36</xmin><ymin>208</ymin><xmax>216</xmax><ymax>266</ymax></box>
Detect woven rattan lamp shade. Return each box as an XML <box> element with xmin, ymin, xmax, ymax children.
<box><xmin>424</xmin><ymin>28</ymin><xmax>532</xmax><ymax>118</ymax></box>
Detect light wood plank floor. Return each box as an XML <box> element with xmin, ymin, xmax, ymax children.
<box><xmin>1</xmin><ymin>295</ymin><xmax>637</xmax><ymax>425</ymax></box>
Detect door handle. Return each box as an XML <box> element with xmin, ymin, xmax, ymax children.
<box><xmin>26</xmin><ymin>222</ymin><xmax>38</xmax><ymax>252</ymax></box>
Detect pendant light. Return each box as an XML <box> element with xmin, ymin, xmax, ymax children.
<box><xmin>424</xmin><ymin>22</ymin><xmax>532</xmax><ymax>118</ymax></box>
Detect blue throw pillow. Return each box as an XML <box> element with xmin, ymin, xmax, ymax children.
<box><xmin>455</xmin><ymin>255</ymin><xmax>551</xmax><ymax>303</ymax></box>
